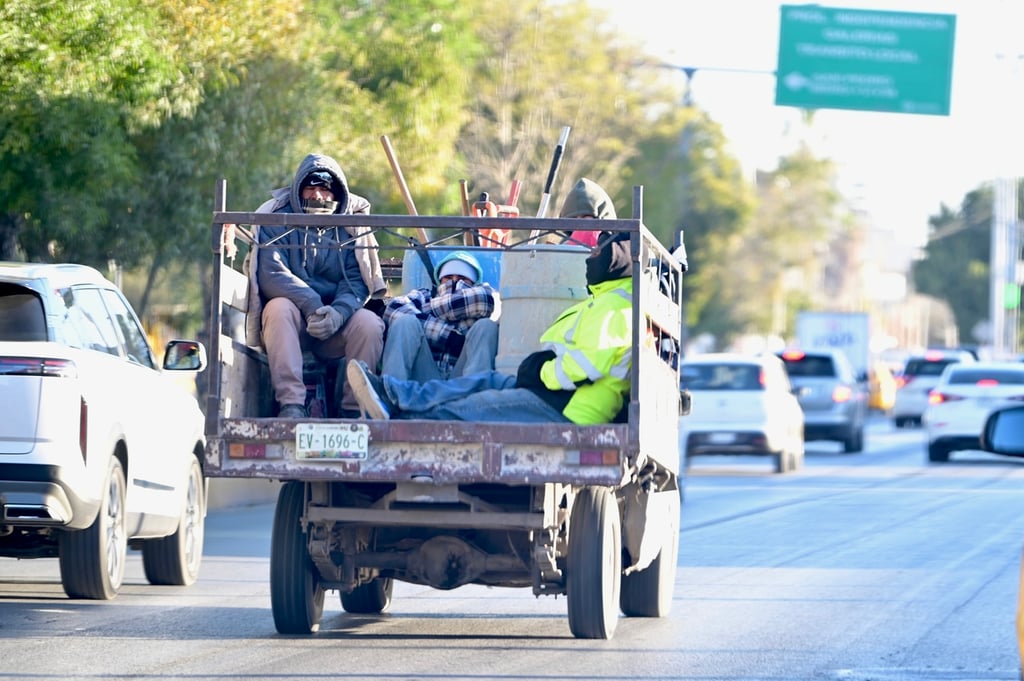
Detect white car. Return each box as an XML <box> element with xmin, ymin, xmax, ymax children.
<box><xmin>679</xmin><ymin>352</ymin><xmax>805</xmax><ymax>473</ymax></box>
<box><xmin>0</xmin><ymin>262</ymin><xmax>208</xmax><ymax>599</ymax></box>
<box><xmin>893</xmin><ymin>349</ymin><xmax>976</xmax><ymax>428</ymax></box>
<box><xmin>923</xmin><ymin>360</ymin><xmax>1024</xmax><ymax>462</ymax></box>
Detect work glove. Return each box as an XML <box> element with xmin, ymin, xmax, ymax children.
<box><xmin>515</xmin><ymin>350</ymin><xmax>555</xmax><ymax>390</ymax></box>
<box><xmin>306</xmin><ymin>305</ymin><xmax>343</xmax><ymax>340</ymax></box>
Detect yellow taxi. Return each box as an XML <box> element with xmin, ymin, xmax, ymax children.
<box><xmin>868</xmin><ymin>361</ymin><xmax>897</xmax><ymax>412</ymax></box>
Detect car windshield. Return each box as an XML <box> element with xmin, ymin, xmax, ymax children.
<box><xmin>0</xmin><ymin>284</ymin><xmax>47</xmax><ymax>341</ymax></box>
<box><xmin>778</xmin><ymin>355</ymin><xmax>836</xmax><ymax>377</ymax></box>
<box><xmin>904</xmin><ymin>359</ymin><xmax>957</xmax><ymax>377</ymax></box>
<box><xmin>681</xmin><ymin>363</ymin><xmax>763</xmax><ymax>390</ymax></box>
<box><xmin>948</xmin><ymin>368</ymin><xmax>1024</xmax><ymax>385</ymax></box>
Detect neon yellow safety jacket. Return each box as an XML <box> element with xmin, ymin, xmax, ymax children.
<box><xmin>537</xmin><ymin>277</ymin><xmax>632</xmax><ymax>424</ymax></box>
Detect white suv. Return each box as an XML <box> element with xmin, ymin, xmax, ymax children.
<box><xmin>893</xmin><ymin>349</ymin><xmax>976</xmax><ymax>428</ymax></box>
<box><xmin>0</xmin><ymin>263</ymin><xmax>207</xmax><ymax>599</ymax></box>
<box><xmin>679</xmin><ymin>352</ymin><xmax>805</xmax><ymax>473</ymax></box>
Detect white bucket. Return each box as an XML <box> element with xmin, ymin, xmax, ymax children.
<box><xmin>494</xmin><ymin>246</ymin><xmax>590</xmax><ymax>375</ymax></box>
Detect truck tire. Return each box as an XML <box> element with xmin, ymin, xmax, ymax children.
<box><xmin>340</xmin><ymin>577</ymin><xmax>393</xmax><ymax>614</ymax></box>
<box><xmin>59</xmin><ymin>457</ymin><xmax>127</xmax><ymax>600</ymax></box>
<box><xmin>143</xmin><ymin>456</ymin><xmax>205</xmax><ymax>586</ymax></box>
<box><xmin>271</xmin><ymin>481</ymin><xmax>324</xmax><ymax>634</ymax></box>
<box><xmin>567</xmin><ymin>487</ymin><xmax>621</xmax><ymax>639</ymax></box>
<box><xmin>620</xmin><ymin>491</ymin><xmax>679</xmax><ymax>617</ymax></box>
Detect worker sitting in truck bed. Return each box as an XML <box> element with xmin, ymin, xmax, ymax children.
<box><xmin>346</xmin><ymin>231</ymin><xmax>632</xmax><ymax>425</ymax></box>
<box><xmin>247</xmin><ymin>153</ymin><xmax>386</xmax><ymax>419</ymax></box>
<box><xmin>381</xmin><ymin>250</ymin><xmax>499</xmax><ymax>382</ymax></box>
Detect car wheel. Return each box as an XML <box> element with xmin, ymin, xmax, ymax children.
<box><xmin>928</xmin><ymin>442</ymin><xmax>950</xmax><ymax>463</ymax></box>
<box><xmin>567</xmin><ymin>487</ymin><xmax>621</xmax><ymax>639</ymax></box>
<box><xmin>773</xmin><ymin>450</ymin><xmax>788</xmax><ymax>474</ymax></box>
<box><xmin>59</xmin><ymin>457</ymin><xmax>127</xmax><ymax>600</ymax></box>
<box><xmin>142</xmin><ymin>456</ymin><xmax>205</xmax><ymax>586</ymax></box>
<box><xmin>844</xmin><ymin>427</ymin><xmax>864</xmax><ymax>453</ymax></box>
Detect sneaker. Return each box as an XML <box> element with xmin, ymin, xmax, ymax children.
<box><xmin>278</xmin><ymin>403</ymin><xmax>308</xmax><ymax>419</ymax></box>
<box><xmin>346</xmin><ymin>359</ymin><xmax>395</xmax><ymax>420</ymax></box>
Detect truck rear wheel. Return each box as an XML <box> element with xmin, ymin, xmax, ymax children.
<box><xmin>620</xmin><ymin>491</ymin><xmax>679</xmax><ymax>617</ymax></box>
<box><xmin>567</xmin><ymin>487</ymin><xmax>621</xmax><ymax>639</ymax></box>
<box><xmin>340</xmin><ymin>577</ymin><xmax>393</xmax><ymax>614</ymax></box>
<box><xmin>271</xmin><ymin>481</ymin><xmax>324</xmax><ymax>634</ymax></box>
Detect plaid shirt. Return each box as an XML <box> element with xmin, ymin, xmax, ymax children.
<box><xmin>384</xmin><ymin>280</ymin><xmax>497</xmax><ymax>372</ymax></box>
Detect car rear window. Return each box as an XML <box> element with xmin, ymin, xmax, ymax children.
<box><xmin>904</xmin><ymin>359</ymin><xmax>957</xmax><ymax>377</ymax></box>
<box><xmin>0</xmin><ymin>283</ymin><xmax>47</xmax><ymax>341</ymax></box>
<box><xmin>777</xmin><ymin>355</ymin><xmax>836</xmax><ymax>377</ymax></box>
<box><xmin>681</xmin><ymin>363</ymin><xmax>763</xmax><ymax>390</ymax></box>
<box><xmin>947</xmin><ymin>368</ymin><xmax>1024</xmax><ymax>385</ymax></box>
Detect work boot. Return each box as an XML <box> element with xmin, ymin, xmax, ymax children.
<box><xmin>278</xmin><ymin>403</ymin><xmax>308</xmax><ymax>419</ymax></box>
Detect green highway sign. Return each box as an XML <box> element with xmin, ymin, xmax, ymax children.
<box><xmin>775</xmin><ymin>5</ymin><xmax>956</xmax><ymax>115</ymax></box>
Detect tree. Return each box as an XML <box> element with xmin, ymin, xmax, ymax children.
<box><xmin>913</xmin><ymin>186</ymin><xmax>996</xmax><ymax>344</ymax></box>
<box><xmin>456</xmin><ymin>0</ymin><xmax>673</xmax><ymax>219</ymax></box>
<box><xmin>1</xmin><ymin>0</ymin><xmax>172</xmax><ymax>261</ymax></box>
<box><xmin>623</xmin><ymin>100</ymin><xmax>754</xmax><ymax>347</ymax></box>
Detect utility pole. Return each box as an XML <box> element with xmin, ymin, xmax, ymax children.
<box><xmin>991</xmin><ymin>177</ymin><xmax>1021</xmax><ymax>358</ymax></box>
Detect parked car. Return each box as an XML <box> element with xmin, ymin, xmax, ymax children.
<box><xmin>0</xmin><ymin>262</ymin><xmax>208</xmax><ymax>599</ymax></box>
<box><xmin>892</xmin><ymin>349</ymin><xmax>976</xmax><ymax>428</ymax></box>
<box><xmin>922</xmin><ymin>361</ymin><xmax>1024</xmax><ymax>462</ymax></box>
<box><xmin>977</xmin><ymin>404</ymin><xmax>1024</xmax><ymax>677</ymax></box>
<box><xmin>775</xmin><ymin>348</ymin><xmax>868</xmax><ymax>452</ymax></box>
<box><xmin>679</xmin><ymin>352</ymin><xmax>804</xmax><ymax>473</ymax></box>
<box><xmin>868</xmin><ymin>360</ymin><xmax>897</xmax><ymax>413</ymax></box>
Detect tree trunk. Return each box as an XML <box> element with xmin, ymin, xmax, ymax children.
<box><xmin>0</xmin><ymin>212</ymin><xmax>23</xmax><ymax>261</ymax></box>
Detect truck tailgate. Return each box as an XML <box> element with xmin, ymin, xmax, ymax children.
<box><xmin>207</xmin><ymin>418</ymin><xmax>635</xmax><ymax>486</ymax></box>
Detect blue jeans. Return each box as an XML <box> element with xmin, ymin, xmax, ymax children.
<box><xmin>382</xmin><ymin>316</ymin><xmax>498</xmax><ymax>382</ymax></box>
<box><xmin>381</xmin><ymin>370</ymin><xmax>570</xmax><ymax>423</ymax></box>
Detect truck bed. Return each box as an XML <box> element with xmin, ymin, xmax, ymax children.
<box><xmin>203</xmin><ymin>181</ymin><xmax>683</xmax><ymax>491</ymax></box>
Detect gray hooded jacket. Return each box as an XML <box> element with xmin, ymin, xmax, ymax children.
<box><xmin>244</xmin><ymin>153</ymin><xmax>386</xmax><ymax>348</ymax></box>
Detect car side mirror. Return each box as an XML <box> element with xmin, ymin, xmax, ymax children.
<box><xmin>163</xmin><ymin>339</ymin><xmax>207</xmax><ymax>372</ymax></box>
<box><xmin>980</xmin><ymin>405</ymin><xmax>1024</xmax><ymax>456</ymax></box>
<box><xmin>679</xmin><ymin>388</ymin><xmax>692</xmax><ymax>416</ymax></box>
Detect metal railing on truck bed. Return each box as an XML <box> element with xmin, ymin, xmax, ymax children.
<box><xmin>205</xmin><ymin>180</ymin><xmax>684</xmax><ymax>490</ymax></box>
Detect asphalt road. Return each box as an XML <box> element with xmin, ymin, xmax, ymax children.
<box><xmin>2</xmin><ymin>414</ymin><xmax>1022</xmax><ymax>681</ymax></box>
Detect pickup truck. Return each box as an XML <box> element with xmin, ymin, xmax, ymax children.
<box><xmin>204</xmin><ymin>180</ymin><xmax>686</xmax><ymax>639</ymax></box>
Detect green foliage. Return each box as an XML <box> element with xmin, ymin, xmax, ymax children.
<box><xmin>457</xmin><ymin>0</ymin><xmax>673</xmax><ymax>218</ymax></box>
<box><xmin>626</xmin><ymin>104</ymin><xmax>754</xmax><ymax>345</ymax></box>
<box><xmin>0</xmin><ymin>0</ymin><xmax>865</xmax><ymax>352</ymax></box>
<box><xmin>912</xmin><ymin>186</ymin><xmax>995</xmax><ymax>343</ymax></box>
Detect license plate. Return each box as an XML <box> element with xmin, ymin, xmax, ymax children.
<box><xmin>708</xmin><ymin>432</ymin><xmax>736</xmax><ymax>444</ymax></box>
<box><xmin>295</xmin><ymin>423</ymin><xmax>370</xmax><ymax>460</ymax></box>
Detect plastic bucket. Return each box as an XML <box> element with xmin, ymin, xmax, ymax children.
<box><xmin>494</xmin><ymin>246</ymin><xmax>590</xmax><ymax>375</ymax></box>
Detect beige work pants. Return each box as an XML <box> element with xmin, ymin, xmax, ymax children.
<box><xmin>261</xmin><ymin>297</ymin><xmax>384</xmax><ymax>412</ymax></box>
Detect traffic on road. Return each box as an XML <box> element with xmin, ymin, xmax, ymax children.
<box><xmin>2</xmin><ymin>413</ymin><xmax>1021</xmax><ymax>681</ymax></box>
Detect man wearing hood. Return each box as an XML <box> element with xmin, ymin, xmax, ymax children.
<box><xmin>247</xmin><ymin>153</ymin><xmax>386</xmax><ymax>419</ymax></box>
<box><xmin>344</xmin><ymin>232</ymin><xmax>633</xmax><ymax>425</ymax></box>
<box><xmin>559</xmin><ymin>177</ymin><xmax>617</xmax><ymax>247</ymax></box>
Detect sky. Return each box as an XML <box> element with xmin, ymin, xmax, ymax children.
<box><xmin>588</xmin><ymin>0</ymin><xmax>1024</xmax><ymax>252</ymax></box>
